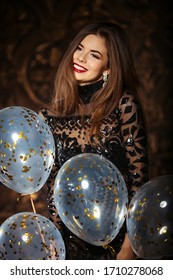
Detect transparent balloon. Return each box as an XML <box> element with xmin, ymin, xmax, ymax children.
<box><xmin>127</xmin><ymin>175</ymin><xmax>173</xmax><ymax>259</ymax></box>
<box><xmin>0</xmin><ymin>106</ymin><xmax>55</xmax><ymax>194</ymax></box>
<box><xmin>0</xmin><ymin>212</ymin><xmax>66</xmax><ymax>260</ymax></box>
<box><xmin>54</xmin><ymin>153</ymin><xmax>128</xmax><ymax>246</ymax></box>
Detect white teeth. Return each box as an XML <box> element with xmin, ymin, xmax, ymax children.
<box><xmin>74</xmin><ymin>64</ymin><xmax>86</xmax><ymax>70</ymax></box>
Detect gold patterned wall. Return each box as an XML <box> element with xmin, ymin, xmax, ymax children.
<box><xmin>0</xmin><ymin>0</ymin><xmax>173</xmax><ymax>224</ymax></box>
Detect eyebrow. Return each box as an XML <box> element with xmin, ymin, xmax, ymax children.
<box><xmin>79</xmin><ymin>43</ymin><xmax>103</xmax><ymax>57</ymax></box>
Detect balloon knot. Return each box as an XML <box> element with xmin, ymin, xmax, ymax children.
<box><xmin>103</xmin><ymin>245</ymin><xmax>117</xmax><ymax>256</ymax></box>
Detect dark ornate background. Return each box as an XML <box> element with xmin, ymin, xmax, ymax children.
<box><xmin>0</xmin><ymin>0</ymin><xmax>173</xmax><ymax>225</ymax></box>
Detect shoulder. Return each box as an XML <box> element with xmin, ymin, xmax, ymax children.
<box><xmin>38</xmin><ymin>108</ymin><xmax>47</xmax><ymax>118</ymax></box>
<box><xmin>118</xmin><ymin>92</ymin><xmax>143</xmax><ymax>116</ymax></box>
<box><xmin>38</xmin><ymin>108</ymin><xmax>58</xmax><ymax>131</ymax></box>
<box><xmin>37</xmin><ymin>109</ymin><xmax>50</xmax><ymax>123</ymax></box>
<box><xmin>119</xmin><ymin>92</ymin><xmax>138</xmax><ymax>107</ymax></box>
<box><xmin>38</xmin><ymin>108</ymin><xmax>57</xmax><ymax>119</ymax></box>
<box><xmin>118</xmin><ymin>92</ymin><xmax>145</xmax><ymax>124</ymax></box>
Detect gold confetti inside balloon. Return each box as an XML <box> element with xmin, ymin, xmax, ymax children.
<box><xmin>0</xmin><ymin>106</ymin><xmax>55</xmax><ymax>194</ymax></box>
<box><xmin>54</xmin><ymin>153</ymin><xmax>128</xmax><ymax>246</ymax></box>
<box><xmin>127</xmin><ymin>175</ymin><xmax>173</xmax><ymax>259</ymax></box>
<box><xmin>0</xmin><ymin>212</ymin><xmax>66</xmax><ymax>260</ymax></box>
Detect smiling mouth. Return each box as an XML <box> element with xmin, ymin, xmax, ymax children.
<box><xmin>73</xmin><ymin>63</ymin><xmax>88</xmax><ymax>73</ymax></box>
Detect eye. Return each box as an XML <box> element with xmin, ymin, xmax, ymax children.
<box><xmin>91</xmin><ymin>53</ymin><xmax>100</xmax><ymax>59</ymax></box>
<box><xmin>76</xmin><ymin>45</ymin><xmax>83</xmax><ymax>51</ymax></box>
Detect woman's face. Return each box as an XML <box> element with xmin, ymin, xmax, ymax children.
<box><xmin>73</xmin><ymin>34</ymin><xmax>109</xmax><ymax>86</ymax></box>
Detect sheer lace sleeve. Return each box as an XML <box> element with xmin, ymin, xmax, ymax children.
<box><xmin>46</xmin><ymin>163</ymin><xmax>64</xmax><ymax>234</ymax></box>
<box><xmin>119</xmin><ymin>93</ymin><xmax>148</xmax><ymax>197</ymax></box>
<box><xmin>38</xmin><ymin>109</ymin><xmax>64</xmax><ymax>235</ymax></box>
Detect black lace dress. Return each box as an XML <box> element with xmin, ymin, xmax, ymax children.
<box><xmin>40</xmin><ymin>81</ymin><xmax>148</xmax><ymax>259</ymax></box>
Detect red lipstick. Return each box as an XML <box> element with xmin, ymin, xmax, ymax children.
<box><xmin>73</xmin><ymin>63</ymin><xmax>88</xmax><ymax>73</ymax></box>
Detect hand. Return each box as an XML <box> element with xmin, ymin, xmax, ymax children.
<box><xmin>116</xmin><ymin>233</ymin><xmax>135</xmax><ymax>260</ymax></box>
<box><xmin>116</xmin><ymin>246</ymin><xmax>135</xmax><ymax>260</ymax></box>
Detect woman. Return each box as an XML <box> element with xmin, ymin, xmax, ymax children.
<box><xmin>39</xmin><ymin>22</ymin><xmax>148</xmax><ymax>259</ymax></box>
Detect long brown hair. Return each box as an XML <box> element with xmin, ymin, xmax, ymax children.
<box><xmin>51</xmin><ymin>22</ymin><xmax>138</xmax><ymax>133</ymax></box>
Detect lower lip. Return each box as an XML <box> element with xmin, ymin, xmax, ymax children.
<box><xmin>74</xmin><ymin>66</ymin><xmax>87</xmax><ymax>73</ymax></box>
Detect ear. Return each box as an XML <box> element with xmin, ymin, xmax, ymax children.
<box><xmin>103</xmin><ymin>69</ymin><xmax>110</xmax><ymax>76</ymax></box>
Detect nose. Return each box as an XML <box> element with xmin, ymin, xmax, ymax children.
<box><xmin>77</xmin><ymin>52</ymin><xmax>87</xmax><ymax>63</ymax></box>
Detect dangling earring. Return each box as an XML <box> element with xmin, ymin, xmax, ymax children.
<box><xmin>103</xmin><ymin>72</ymin><xmax>108</xmax><ymax>88</ymax></box>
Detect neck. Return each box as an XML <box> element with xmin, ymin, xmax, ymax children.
<box><xmin>78</xmin><ymin>80</ymin><xmax>103</xmax><ymax>104</ymax></box>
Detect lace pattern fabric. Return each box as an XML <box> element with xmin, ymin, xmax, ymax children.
<box><xmin>40</xmin><ymin>91</ymin><xmax>148</xmax><ymax>259</ymax></box>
